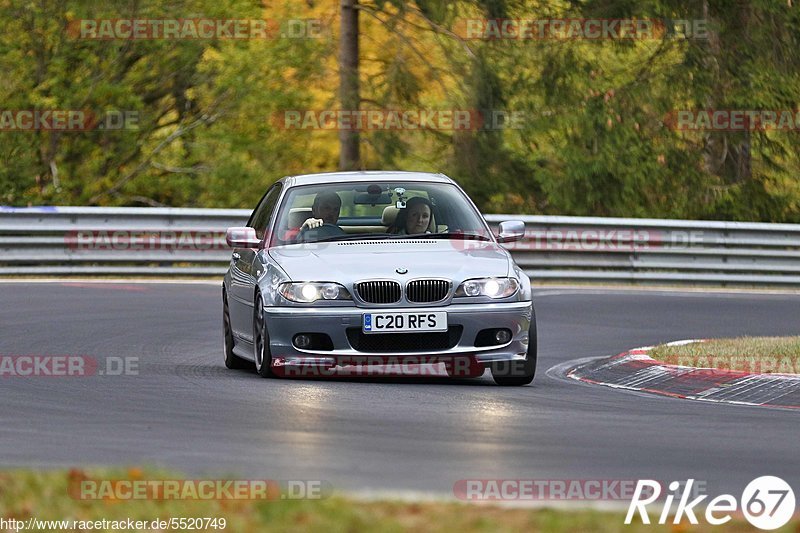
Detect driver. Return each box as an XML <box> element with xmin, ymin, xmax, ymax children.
<box><xmin>296</xmin><ymin>191</ymin><xmax>345</xmax><ymax>241</ymax></box>
<box><xmin>300</xmin><ymin>191</ymin><xmax>342</xmax><ymax>229</ymax></box>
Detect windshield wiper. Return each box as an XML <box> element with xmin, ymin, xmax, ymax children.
<box><xmin>407</xmin><ymin>231</ymin><xmax>492</xmax><ymax>241</ymax></box>
<box><xmin>310</xmin><ymin>233</ymin><xmax>395</xmax><ymax>243</ymax></box>
<box><xmin>302</xmin><ymin>232</ymin><xmax>493</xmax><ymax>244</ymax></box>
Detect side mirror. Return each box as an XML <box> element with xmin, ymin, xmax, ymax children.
<box><xmin>496</xmin><ymin>220</ymin><xmax>525</xmax><ymax>243</ymax></box>
<box><xmin>226</xmin><ymin>227</ymin><xmax>261</xmax><ymax>248</ymax></box>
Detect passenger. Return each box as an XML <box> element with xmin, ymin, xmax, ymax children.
<box><xmin>389</xmin><ymin>196</ymin><xmax>433</xmax><ymax>235</ymax></box>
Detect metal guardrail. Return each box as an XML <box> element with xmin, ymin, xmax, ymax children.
<box><xmin>2</xmin><ymin>206</ymin><xmax>800</xmax><ymax>285</ymax></box>
<box><xmin>485</xmin><ymin>214</ymin><xmax>800</xmax><ymax>285</ymax></box>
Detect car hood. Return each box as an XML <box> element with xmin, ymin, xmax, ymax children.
<box><xmin>269</xmin><ymin>239</ymin><xmax>511</xmax><ymax>283</ymax></box>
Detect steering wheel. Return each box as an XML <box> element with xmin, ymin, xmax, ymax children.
<box><xmin>319</xmin><ymin>223</ymin><xmax>346</xmax><ymax>234</ymax></box>
<box><xmin>300</xmin><ymin>223</ymin><xmax>346</xmax><ymax>242</ymax></box>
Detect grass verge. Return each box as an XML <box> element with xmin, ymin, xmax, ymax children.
<box><xmin>1</xmin><ymin>468</ymin><xmax>797</xmax><ymax>532</ymax></box>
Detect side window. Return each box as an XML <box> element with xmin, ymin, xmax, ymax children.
<box><xmin>248</xmin><ymin>184</ymin><xmax>282</xmax><ymax>240</ymax></box>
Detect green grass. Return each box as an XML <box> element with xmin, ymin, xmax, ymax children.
<box><xmin>1</xmin><ymin>469</ymin><xmax>797</xmax><ymax>532</ymax></box>
<box><xmin>649</xmin><ymin>336</ymin><xmax>800</xmax><ymax>374</ymax></box>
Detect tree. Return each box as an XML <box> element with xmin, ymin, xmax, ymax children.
<box><xmin>339</xmin><ymin>0</ymin><xmax>361</xmax><ymax>170</ymax></box>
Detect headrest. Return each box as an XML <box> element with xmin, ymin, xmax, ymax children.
<box><xmin>288</xmin><ymin>207</ymin><xmax>313</xmax><ymax>228</ymax></box>
<box><xmin>381</xmin><ymin>206</ymin><xmax>400</xmax><ymax>226</ymax></box>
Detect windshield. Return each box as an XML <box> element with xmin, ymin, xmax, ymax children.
<box><xmin>269</xmin><ymin>181</ymin><xmax>491</xmax><ymax>246</ymax></box>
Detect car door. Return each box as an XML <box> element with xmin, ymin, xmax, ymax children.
<box><xmin>229</xmin><ymin>183</ymin><xmax>282</xmax><ymax>342</ymax></box>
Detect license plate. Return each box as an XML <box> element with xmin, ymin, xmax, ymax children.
<box><xmin>363</xmin><ymin>312</ymin><xmax>447</xmax><ymax>334</ymax></box>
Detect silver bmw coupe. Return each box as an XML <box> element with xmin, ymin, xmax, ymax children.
<box><xmin>222</xmin><ymin>171</ymin><xmax>536</xmax><ymax>385</ymax></box>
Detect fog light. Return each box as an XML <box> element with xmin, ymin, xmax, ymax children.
<box><xmin>294</xmin><ymin>334</ymin><xmax>312</xmax><ymax>349</ymax></box>
<box><xmin>495</xmin><ymin>329</ymin><xmax>512</xmax><ymax>344</ymax></box>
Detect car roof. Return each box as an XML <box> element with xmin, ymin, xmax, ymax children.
<box><xmin>280</xmin><ymin>171</ymin><xmax>454</xmax><ymax>187</ymax></box>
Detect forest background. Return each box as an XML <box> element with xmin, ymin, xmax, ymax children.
<box><xmin>1</xmin><ymin>0</ymin><xmax>799</xmax><ymax>221</ymax></box>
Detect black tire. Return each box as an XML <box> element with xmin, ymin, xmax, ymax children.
<box><xmin>223</xmin><ymin>292</ymin><xmax>249</xmax><ymax>370</ymax></box>
<box><xmin>491</xmin><ymin>305</ymin><xmax>537</xmax><ymax>386</ymax></box>
<box><xmin>253</xmin><ymin>292</ymin><xmax>275</xmax><ymax>378</ymax></box>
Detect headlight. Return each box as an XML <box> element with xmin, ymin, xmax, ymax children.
<box><xmin>455</xmin><ymin>277</ymin><xmax>519</xmax><ymax>299</ymax></box>
<box><xmin>279</xmin><ymin>282</ymin><xmax>352</xmax><ymax>303</ymax></box>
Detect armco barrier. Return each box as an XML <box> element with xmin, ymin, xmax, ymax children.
<box><xmin>2</xmin><ymin>206</ymin><xmax>800</xmax><ymax>285</ymax></box>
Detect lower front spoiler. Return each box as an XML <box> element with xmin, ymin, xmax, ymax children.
<box><xmin>272</xmin><ymin>352</ymin><xmax>527</xmax><ymax>367</ymax></box>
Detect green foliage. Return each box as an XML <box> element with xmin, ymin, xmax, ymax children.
<box><xmin>0</xmin><ymin>0</ymin><xmax>326</xmax><ymax>207</ymax></box>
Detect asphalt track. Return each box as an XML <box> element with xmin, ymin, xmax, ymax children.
<box><xmin>1</xmin><ymin>282</ymin><xmax>799</xmax><ymax>499</ymax></box>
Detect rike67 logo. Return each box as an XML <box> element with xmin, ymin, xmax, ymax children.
<box><xmin>626</xmin><ymin>476</ymin><xmax>796</xmax><ymax>530</ymax></box>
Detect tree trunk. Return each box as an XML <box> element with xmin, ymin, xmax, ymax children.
<box><xmin>339</xmin><ymin>0</ymin><xmax>360</xmax><ymax>170</ymax></box>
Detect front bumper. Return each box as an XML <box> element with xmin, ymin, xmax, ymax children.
<box><xmin>263</xmin><ymin>301</ymin><xmax>533</xmax><ymax>366</ymax></box>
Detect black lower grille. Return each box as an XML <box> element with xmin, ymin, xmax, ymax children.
<box><xmin>346</xmin><ymin>326</ymin><xmax>463</xmax><ymax>353</ymax></box>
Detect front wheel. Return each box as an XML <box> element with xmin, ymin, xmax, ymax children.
<box><xmin>491</xmin><ymin>306</ymin><xmax>537</xmax><ymax>386</ymax></box>
<box><xmin>253</xmin><ymin>293</ymin><xmax>275</xmax><ymax>378</ymax></box>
